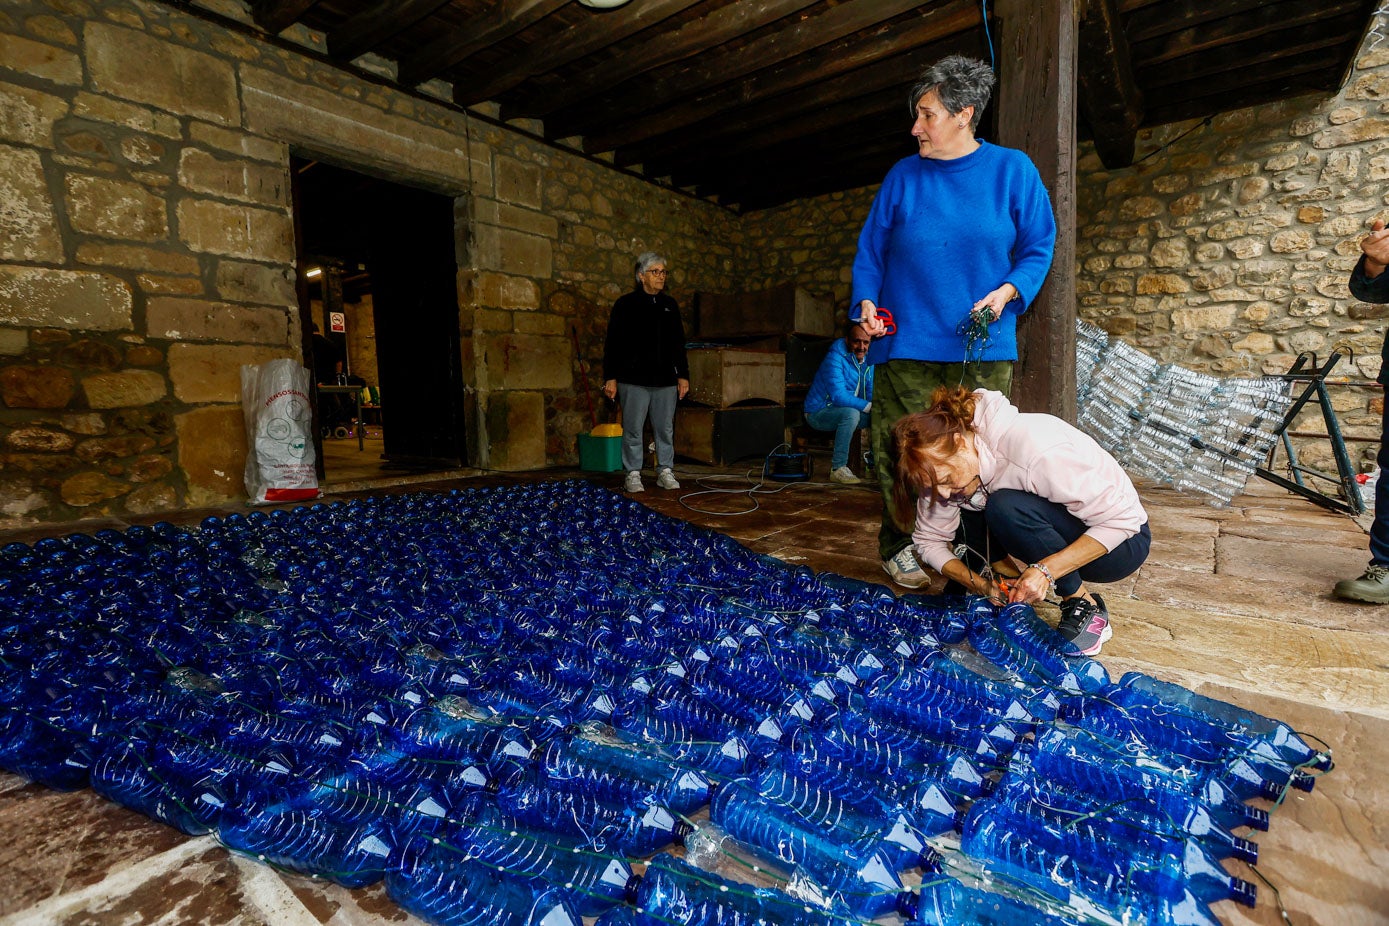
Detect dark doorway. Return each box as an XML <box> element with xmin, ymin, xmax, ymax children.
<box><xmin>291</xmin><ymin>156</ymin><xmax>467</xmax><ymax>476</ymax></box>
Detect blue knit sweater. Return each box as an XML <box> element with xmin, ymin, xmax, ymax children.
<box><xmin>850</xmin><ymin>141</ymin><xmax>1057</xmax><ymax>364</ymax></box>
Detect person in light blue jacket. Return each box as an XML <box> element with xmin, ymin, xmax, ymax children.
<box><xmin>804</xmin><ymin>323</ymin><xmax>874</xmax><ymax>484</ymax></box>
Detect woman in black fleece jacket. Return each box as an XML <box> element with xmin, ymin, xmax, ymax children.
<box><xmin>602</xmin><ymin>251</ymin><xmax>690</xmax><ymax>493</ymax></box>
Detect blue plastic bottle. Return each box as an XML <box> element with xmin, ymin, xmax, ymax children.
<box><xmin>747</xmin><ymin>764</ymin><xmax>946</xmax><ymax>870</ymax></box>
<box><xmin>496</xmin><ymin>781</ymin><xmax>689</xmax><ymax>856</ymax></box>
<box><xmin>538</xmin><ymin>729</ymin><xmax>712</xmax><ymax>815</ymax></box>
<box><xmin>1001</xmin><ymin>750</ymin><xmax>1258</xmax><ymax>862</ymax></box>
<box><xmin>217</xmin><ymin>807</ymin><xmax>395</xmax><ymax>888</ymax></box>
<box><xmin>634</xmin><ymin>852</ymin><xmax>870</xmax><ymax>926</ymax></box>
<box><xmin>1029</xmin><ymin>725</ymin><xmax>1270</xmax><ymax>832</ymax></box>
<box><xmin>904</xmin><ymin>874</ymin><xmax>1093</xmax><ymax>926</ymax></box>
<box><xmin>387</xmin><ymin>834</ymin><xmax>583</xmax><ymax>926</ymax></box>
<box><xmin>961</xmin><ymin>794</ymin><xmax>1256</xmax><ymax>924</ymax></box>
<box><xmin>398</xmin><ymin>817</ymin><xmax>634</xmax><ymax>917</ymax></box>
<box><xmin>1061</xmin><ymin>697</ymin><xmax>1315</xmax><ymax>799</ymax></box>
<box><xmin>710</xmin><ymin>776</ymin><xmax>915</xmax><ymax>918</ymax></box>
<box><xmin>1113</xmin><ymin>671</ymin><xmax>1332</xmax><ymax>771</ymax></box>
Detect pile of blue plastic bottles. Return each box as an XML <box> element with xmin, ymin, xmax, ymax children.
<box><xmin>0</xmin><ymin>480</ymin><xmax>1331</xmax><ymax>926</ymax></box>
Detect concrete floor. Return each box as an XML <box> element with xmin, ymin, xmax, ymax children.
<box><xmin>0</xmin><ymin>466</ymin><xmax>1385</xmax><ymax>926</ymax></box>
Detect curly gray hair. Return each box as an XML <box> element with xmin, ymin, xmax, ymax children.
<box><xmin>634</xmin><ymin>251</ymin><xmax>668</xmax><ymax>285</ymax></box>
<box><xmin>909</xmin><ymin>55</ymin><xmax>995</xmax><ymax>132</ymax></box>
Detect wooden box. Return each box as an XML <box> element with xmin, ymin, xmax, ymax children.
<box><xmin>675</xmin><ymin>406</ymin><xmax>785</xmax><ymax>465</ymax></box>
<box><xmin>695</xmin><ymin>283</ymin><xmax>835</xmax><ymax>339</ymax></box>
<box><xmin>686</xmin><ymin>347</ymin><xmax>785</xmax><ymax>408</ymax></box>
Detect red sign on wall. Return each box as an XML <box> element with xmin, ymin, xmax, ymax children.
<box><xmin>329</xmin><ymin>311</ymin><xmax>346</xmax><ymax>333</ymax></box>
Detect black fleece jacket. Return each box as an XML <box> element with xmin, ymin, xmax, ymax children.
<box><xmin>602</xmin><ymin>289</ymin><xmax>690</xmax><ymax>387</ymax></box>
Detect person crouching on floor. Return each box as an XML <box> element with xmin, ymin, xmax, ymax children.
<box><xmin>891</xmin><ymin>385</ymin><xmax>1152</xmax><ymax>656</ymax></box>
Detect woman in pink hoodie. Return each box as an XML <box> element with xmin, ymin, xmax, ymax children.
<box><xmin>891</xmin><ymin>386</ymin><xmax>1150</xmax><ymax>656</ymax></box>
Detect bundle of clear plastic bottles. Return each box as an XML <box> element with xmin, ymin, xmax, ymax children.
<box><xmin>1076</xmin><ymin>320</ymin><xmax>1290</xmax><ymax>506</ymax></box>
<box><xmin>0</xmin><ymin>480</ymin><xmax>1330</xmax><ymax>926</ymax></box>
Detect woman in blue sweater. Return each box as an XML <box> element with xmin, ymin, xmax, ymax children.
<box><xmin>853</xmin><ymin>55</ymin><xmax>1057</xmax><ymax>589</ymax></box>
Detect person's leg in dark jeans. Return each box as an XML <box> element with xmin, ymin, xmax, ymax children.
<box><xmin>1335</xmin><ymin>386</ymin><xmax>1389</xmax><ymax>601</ymax></box>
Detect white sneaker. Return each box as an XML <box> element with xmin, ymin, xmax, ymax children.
<box><xmin>624</xmin><ymin>471</ymin><xmax>644</xmax><ymax>493</ymax></box>
<box><xmin>829</xmin><ymin>466</ymin><xmax>861</xmax><ymax>485</ymax></box>
<box><xmin>883</xmin><ymin>547</ymin><xmax>929</xmax><ymax>588</ymax></box>
<box><xmin>656</xmin><ymin>468</ymin><xmax>680</xmax><ymax>490</ymax></box>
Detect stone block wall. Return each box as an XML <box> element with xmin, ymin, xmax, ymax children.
<box><xmin>1074</xmin><ymin>16</ymin><xmax>1389</xmax><ymax>472</ymax></box>
<box><xmin>0</xmin><ymin>0</ymin><xmax>742</xmax><ymax>526</ymax></box>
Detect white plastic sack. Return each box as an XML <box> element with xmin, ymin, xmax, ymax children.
<box><xmin>240</xmin><ymin>358</ymin><xmax>321</xmax><ymax>505</ymax></box>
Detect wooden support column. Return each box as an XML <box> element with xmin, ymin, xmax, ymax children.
<box><xmin>995</xmin><ymin>0</ymin><xmax>1078</xmax><ymax>421</ymax></box>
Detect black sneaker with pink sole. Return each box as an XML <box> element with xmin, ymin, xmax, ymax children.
<box><xmin>1057</xmin><ymin>593</ymin><xmax>1112</xmax><ymax>657</ymax></box>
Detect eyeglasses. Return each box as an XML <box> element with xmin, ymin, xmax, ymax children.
<box><xmin>941</xmin><ymin>474</ymin><xmax>989</xmax><ymax>510</ymax></box>
<box><xmin>848</xmin><ymin>338</ymin><xmax>872</xmax><ymax>347</ymax></box>
<box><xmin>644</xmin><ymin>268</ymin><xmax>668</xmax><ymax>276</ymax></box>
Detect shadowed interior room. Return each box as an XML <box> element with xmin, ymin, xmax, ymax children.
<box><xmin>0</xmin><ymin>1</ymin><xmax>1387</xmax><ymax>925</ymax></box>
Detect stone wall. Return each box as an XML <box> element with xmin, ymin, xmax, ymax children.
<box><xmin>1073</xmin><ymin>18</ymin><xmax>1389</xmax><ymax>472</ymax></box>
<box><xmin>0</xmin><ymin>0</ymin><xmax>742</xmax><ymax>526</ymax></box>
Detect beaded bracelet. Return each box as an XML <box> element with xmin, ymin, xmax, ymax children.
<box><xmin>1026</xmin><ymin>562</ymin><xmax>1055</xmax><ymax>590</ymax></box>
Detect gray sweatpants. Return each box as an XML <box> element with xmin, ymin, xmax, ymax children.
<box><xmin>617</xmin><ymin>383</ymin><xmax>678</xmax><ymax>472</ymax></box>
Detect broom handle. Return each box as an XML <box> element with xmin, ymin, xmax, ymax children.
<box><xmin>571</xmin><ymin>325</ymin><xmax>598</xmax><ymax>429</ymax></box>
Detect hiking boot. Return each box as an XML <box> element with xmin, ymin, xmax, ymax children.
<box><xmin>1333</xmin><ymin>563</ymin><xmax>1389</xmax><ymax>603</ymax></box>
<box><xmin>830</xmin><ymin>466</ymin><xmax>861</xmax><ymax>485</ymax></box>
<box><xmin>656</xmin><ymin>468</ymin><xmax>680</xmax><ymax>490</ymax></box>
<box><xmin>1057</xmin><ymin>593</ymin><xmax>1112</xmax><ymax>657</ymax></box>
<box><xmin>624</xmin><ymin>471</ymin><xmax>644</xmax><ymax>493</ymax></box>
<box><xmin>883</xmin><ymin>547</ymin><xmax>929</xmax><ymax>588</ymax></box>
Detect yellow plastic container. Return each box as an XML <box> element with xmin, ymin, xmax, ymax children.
<box><xmin>591</xmin><ymin>423</ymin><xmax>623</xmax><ymax>438</ymax></box>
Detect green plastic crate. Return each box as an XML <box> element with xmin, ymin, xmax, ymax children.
<box><xmin>578</xmin><ymin>433</ymin><xmax>622</xmax><ymax>472</ymax></box>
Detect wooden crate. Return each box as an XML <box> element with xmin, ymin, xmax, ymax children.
<box><xmin>686</xmin><ymin>347</ymin><xmax>785</xmax><ymax>408</ymax></box>
<box><xmin>694</xmin><ymin>283</ymin><xmax>835</xmax><ymax>339</ymax></box>
<box><xmin>675</xmin><ymin>406</ymin><xmax>786</xmax><ymax>465</ymax></box>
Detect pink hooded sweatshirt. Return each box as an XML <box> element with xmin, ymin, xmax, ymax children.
<box><xmin>912</xmin><ymin>390</ymin><xmax>1148</xmax><ymax>573</ymax></box>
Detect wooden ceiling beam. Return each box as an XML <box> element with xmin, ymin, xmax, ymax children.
<box><xmin>252</xmin><ymin>0</ymin><xmax>321</xmax><ymax>35</ymax></box>
<box><xmin>1132</xmin><ymin>0</ymin><xmax>1362</xmax><ymax>61</ymax></box>
<box><xmin>397</xmin><ymin>0</ymin><xmax>569</xmax><ymax>88</ymax></box>
<box><xmin>659</xmin><ymin>88</ymin><xmax>907</xmax><ymax>184</ymax></box>
<box><xmin>1077</xmin><ymin>0</ymin><xmax>1142</xmax><ymax>169</ymax></box>
<box><xmin>1124</xmin><ymin>0</ymin><xmax>1283</xmax><ymax>43</ymax></box>
<box><xmin>576</xmin><ymin>0</ymin><xmax>979</xmax><ymax>152</ymax></box>
<box><xmin>616</xmin><ymin>30</ymin><xmax>979</xmax><ymax>170</ymax></box>
<box><xmin>721</xmin><ymin>137</ymin><xmax>908</xmax><ymax>210</ymax></box>
<box><xmin>452</xmin><ymin>0</ymin><xmax>703</xmax><ymax>107</ymax></box>
<box><xmin>504</xmin><ymin>0</ymin><xmax>823</xmax><ymax>119</ymax></box>
<box><xmin>1137</xmin><ymin>13</ymin><xmax>1363</xmax><ymax>90</ymax></box>
<box><xmin>327</xmin><ymin>0</ymin><xmax>453</xmax><ymax>63</ymax></box>
<box><xmin>1144</xmin><ymin>56</ymin><xmax>1348</xmax><ymax>126</ymax></box>
<box><xmin>551</xmin><ymin>0</ymin><xmax>966</xmax><ymax>142</ymax></box>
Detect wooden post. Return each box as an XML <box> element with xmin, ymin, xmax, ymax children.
<box><xmin>995</xmin><ymin>0</ymin><xmax>1078</xmax><ymax>421</ymax></box>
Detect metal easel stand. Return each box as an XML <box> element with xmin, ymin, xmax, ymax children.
<box><xmin>1255</xmin><ymin>350</ymin><xmax>1366</xmax><ymax>516</ymax></box>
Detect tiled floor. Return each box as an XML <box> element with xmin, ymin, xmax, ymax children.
<box><xmin>0</xmin><ymin>466</ymin><xmax>1385</xmax><ymax>925</ymax></box>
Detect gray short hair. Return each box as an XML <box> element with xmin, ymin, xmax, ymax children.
<box><xmin>634</xmin><ymin>251</ymin><xmax>667</xmax><ymax>285</ymax></box>
<box><xmin>909</xmin><ymin>55</ymin><xmax>995</xmax><ymax>131</ymax></box>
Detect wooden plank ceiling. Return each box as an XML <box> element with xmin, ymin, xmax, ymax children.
<box><xmin>241</xmin><ymin>0</ymin><xmax>1377</xmax><ymax>211</ymax></box>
